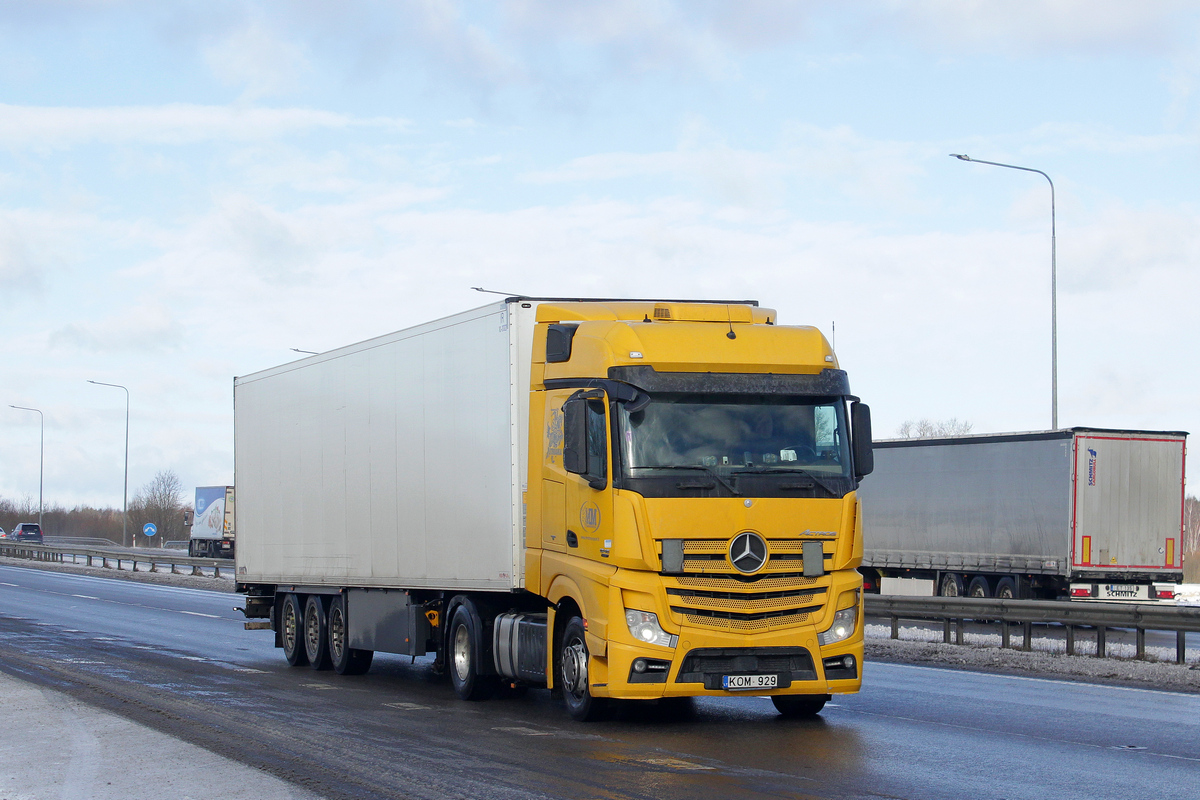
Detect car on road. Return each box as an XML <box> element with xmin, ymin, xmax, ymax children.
<box><xmin>7</xmin><ymin>523</ymin><xmax>43</xmax><ymax>543</ymax></box>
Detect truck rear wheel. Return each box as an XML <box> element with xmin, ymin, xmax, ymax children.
<box><xmin>967</xmin><ymin>577</ymin><xmax>991</xmax><ymax>597</ymax></box>
<box><xmin>304</xmin><ymin>595</ymin><xmax>332</xmax><ymax>670</ymax></box>
<box><xmin>448</xmin><ymin>605</ymin><xmax>496</xmax><ymax>701</ymax></box>
<box><xmin>995</xmin><ymin>577</ymin><xmax>1018</xmax><ymax>600</ymax></box>
<box><xmin>327</xmin><ymin>595</ymin><xmax>373</xmax><ymax>675</ymax></box>
<box><xmin>560</xmin><ymin>616</ymin><xmax>607</xmax><ymax>722</ymax></box>
<box><xmin>939</xmin><ymin>573</ymin><xmax>964</xmax><ymax>597</ymax></box>
<box><xmin>772</xmin><ymin>694</ymin><xmax>828</xmax><ymax>718</ymax></box>
<box><xmin>281</xmin><ymin>594</ymin><xmax>309</xmax><ymax>667</ymax></box>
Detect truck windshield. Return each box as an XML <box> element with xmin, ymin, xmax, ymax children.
<box><xmin>615</xmin><ymin>393</ymin><xmax>853</xmax><ymax>498</ymax></box>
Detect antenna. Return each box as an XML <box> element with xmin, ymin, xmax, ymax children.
<box><xmin>832</xmin><ymin>321</ymin><xmax>836</xmax><ymax>350</ymax></box>
<box><xmin>471</xmin><ymin>287</ymin><xmax>524</xmax><ymax>296</ymax></box>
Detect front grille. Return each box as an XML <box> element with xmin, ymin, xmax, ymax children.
<box><xmin>676</xmin><ymin>647</ymin><xmax>817</xmax><ymax>688</ymax></box>
<box><xmin>675</xmin><ymin>538</ymin><xmax>830</xmax><ymax>574</ymax></box>
<box><xmin>673</xmin><ymin>606</ymin><xmax>819</xmax><ymax>632</ymax></box>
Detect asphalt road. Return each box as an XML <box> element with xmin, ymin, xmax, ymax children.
<box><xmin>1</xmin><ymin>563</ymin><xmax>1197</xmax><ymax>800</ymax></box>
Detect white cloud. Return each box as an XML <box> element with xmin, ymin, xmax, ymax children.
<box><xmin>0</xmin><ymin>103</ymin><xmax>409</xmax><ymax>149</ymax></box>
<box><xmin>204</xmin><ymin>18</ymin><xmax>311</xmax><ymax>101</ymax></box>
<box><xmin>880</xmin><ymin>0</ymin><xmax>1198</xmax><ymax>55</ymax></box>
<box><xmin>49</xmin><ymin>302</ymin><xmax>183</xmax><ymax>353</ymax></box>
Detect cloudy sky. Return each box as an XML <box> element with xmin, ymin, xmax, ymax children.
<box><xmin>2</xmin><ymin>0</ymin><xmax>1198</xmax><ymax>508</ymax></box>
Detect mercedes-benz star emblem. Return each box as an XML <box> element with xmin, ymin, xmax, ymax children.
<box><xmin>728</xmin><ymin>531</ymin><xmax>768</xmax><ymax>574</ymax></box>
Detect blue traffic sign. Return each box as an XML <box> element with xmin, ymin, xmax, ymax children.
<box><xmin>143</xmin><ymin>522</ymin><xmax>158</xmax><ymax>537</ymax></box>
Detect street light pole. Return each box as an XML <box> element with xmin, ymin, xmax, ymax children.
<box><xmin>88</xmin><ymin>380</ymin><xmax>130</xmax><ymax>548</ymax></box>
<box><xmin>9</xmin><ymin>405</ymin><xmax>43</xmax><ymax>529</ymax></box>
<box><xmin>950</xmin><ymin>153</ymin><xmax>1057</xmax><ymax>430</ymax></box>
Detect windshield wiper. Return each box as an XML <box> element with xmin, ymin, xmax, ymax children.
<box><xmin>730</xmin><ymin>466</ymin><xmax>839</xmax><ymax>496</ymax></box>
<box><xmin>636</xmin><ymin>464</ymin><xmax>740</xmax><ymax>496</ymax></box>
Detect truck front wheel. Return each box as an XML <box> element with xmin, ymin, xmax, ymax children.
<box><xmin>772</xmin><ymin>694</ymin><xmax>828</xmax><ymax>718</ymax></box>
<box><xmin>560</xmin><ymin>616</ymin><xmax>607</xmax><ymax>722</ymax></box>
<box><xmin>281</xmin><ymin>594</ymin><xmax>309</xmax><ymax>667</ymax></box>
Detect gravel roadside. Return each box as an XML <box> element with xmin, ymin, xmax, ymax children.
<box><xmin>5</xmin><ymin>555</ymin><xmax>1198</xmax><ymax>694</ymax></box>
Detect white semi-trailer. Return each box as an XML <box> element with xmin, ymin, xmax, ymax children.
<box><xmin>857</xmin><ymin>428</ymin><xmax>1186</xmax><ymax>601</ymax></box>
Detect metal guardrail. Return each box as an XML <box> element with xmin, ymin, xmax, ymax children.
<box><xmin>0</xmin><ymin>541</ymin><xmax>232</xmax><ymax>578</ymax></box>
<box><xmin>867</xmin><ymin>595</ymin><xmax>1200</xmax><ymax>664</ymax></box>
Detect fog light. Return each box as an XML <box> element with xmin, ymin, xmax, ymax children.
<box><xmin>842</xmin><ymin>655</ymin><xmax>854</xmax><ymax>669</ymax></box>
<box><xmin>632</xmin><ymin>658</ymin><xmax>647</xmax><ymax>673</ymax></box>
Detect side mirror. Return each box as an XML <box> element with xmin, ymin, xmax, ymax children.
<box><xmin>562</xmin><ymin>396</ymin><xmax>588</xmax><ymax>475</ymax></box>
<box><xmin>851</xmin><ymin>401</ymin><xmax>874</xmax><ymax>478</ymax></box>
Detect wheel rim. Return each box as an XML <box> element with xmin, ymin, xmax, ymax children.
<box><xmin>306</xmin><ymin>604</ymin><xmax>320</xmax><ymax>656</ymax></box>
<box><xmin>942</xmin><ymin>577</ymin><xmax>959</xmax><ymax>596</ymax></box>
<box><xmin>283</xmin><ymin>601</ymin><xmax>298</xmax><ymax>654</ymax></box>
<box><xmin>562</xmin><ymin>635</ymin><xmax>588</xmax><ymax>701</ymax></box>
<box><xmin>453</xmin><ymin>624</ymin><xmax>471</xmax><ymax>683</ymax></box>
<box><xmin>998</xmin><ymin>586</ymin><xmax>1015</xmax><ymax>599</ymax></box>
<box><xmin>329</xmin><ymin>605</ymin><xmax>344</xmax><ymax>662</ymax></box>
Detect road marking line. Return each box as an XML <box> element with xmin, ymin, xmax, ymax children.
<box><xmin>302</xmin><ymin>683</ymin><xmax>337</xmax><ymax>690</ymax></box>
<box><xmin>492</xmin><ymin>726</ymin><xmax>554</xmax><ymax>736</ymax></box>
<box><xmin>70</xmin><ymin>594</ymin><xmax>99</xmax><ymax>599</ymax></box>
<box><xmin>383</xmin><ymin>702</ymin><xmax>429</xmax><ymax>710</ymax></box>
<box><xmin>177</xmin><ymin>610</ymin><xmax>222</xmax><ymax>619</ymax></box>
<box><xmin>0</xmin><ymin>582</ymin><xmax>18</xmax><ymax>586</ymax></box>
<box><xmin>638</xmin><ymin>757</ymin><xmax>715</xmax><ymax>770</ymax></box>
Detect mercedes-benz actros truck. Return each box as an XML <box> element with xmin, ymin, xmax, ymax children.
<box><xmin>235</xmin><ymin>297</ymin><xmax>873</xmax><ymax>720</ymax></box>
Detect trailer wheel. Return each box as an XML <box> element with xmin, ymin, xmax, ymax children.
<box><xmin>560</xmin><ymin>616</ymin><xmax>607</xmax><ymax>722</ymax></box>
<box><xmin>995</xmin><ymin>577</ymin><xmax>1018</xmax><ymax>600</ymax></box>
<box><xmin>448</xmin><ymin>605</ymin><xmax>496</xmax><ymax>701</ymax></box>
<box><xmin>939</xmin><ymin>573</ymin><xmax>964</xmax><ymax>597</ymax></box>
<box><xmin>281</xmin><ymin>594</ymin><xmax>309</xmax><ymax>667</ymax></box>
<box><xmin>304</xmin><ymin>595</ymin><xmax>332</xmax><ymax>670</ymax></box>
<box><xmin>967</xmin><ymin>577</ymin><xmax>991</xmax><ymax>598</ymax></box>
<box><xmin>772</xmin><ymin>694</ymin><xmax>828</xmax><ymax>718</ymax></box>
<box><xmin>328</xmin><ymin>595</ymin><xmax>373</xmax><ymax>676</ymax></box>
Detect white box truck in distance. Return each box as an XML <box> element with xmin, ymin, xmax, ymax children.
<box><xmin>856</xmin><ymin>428</ymin><xmax>1186</xmax><ymax>601</ymax></box>
<box><xmin>235</xmin><ymin>298</ymin><xmax>875</xmax><ymax>720</ymax></box>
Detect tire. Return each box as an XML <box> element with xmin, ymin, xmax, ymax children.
<box><xmin>304</xmin><ymin>594</ymin><xmax>332</xmax><ymax>670</ymax></box>
<box><xmin>559</xmin><ymin>616</ymin><xmax>607</xmax><ymax>722</ymax></box>
<box><xmin>939</xmin><ymin>573</ymin><xmax>964</xmax><ymax>597</ymax></box>
<box><xmin>281</xmin><ymin>594</ymin><xmax>309</xmax><ymax>667</ymax></box>
<box><xmin>448</xmin><ymin>605</ymin><xmax>497</xmax><ymax>701</ymax></box>
<box><xmin>772</xmin><ymin>694</ymin><xmax>828</xmax><ymax>718</ymax></box>
<box><xmin>995</xmin><ymin>577</ymin><xmax>1018</xmax><ymax>600</ymax></box>
<box><xmin>327</xmin><ymin>595</ymin><xmax>373</xmax><ymax>676</ymax></box>
<box><xmin>967</xmin><ymin>576</ymin><xmax>992</xmax><ymax>598</ymax></box>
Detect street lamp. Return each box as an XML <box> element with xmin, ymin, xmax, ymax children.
<box><xmin>88</xmin><ymin>380</ymin><xmax>130</xmax><ymax>548</ymax></box>
<box><xmin>950</xmin><ymin>153</ymin><xmax>1058</xmax><ymax>430</ymax></box>
<box><xmin>9</xmin><ymin>405</ymin><xmax>43</xmax><ymax>529</ymax></box>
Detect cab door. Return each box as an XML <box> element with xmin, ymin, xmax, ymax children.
<box><xmin>560</xmin><ymin>389</ymin><xmax>615</xmax><ymax>564</ymax></box>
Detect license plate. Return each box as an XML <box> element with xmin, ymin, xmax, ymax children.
<box><xmin>722</xmin><ymin>674</ymin><xmax>777</xmax><ymax>691</ymax></box>
<box><xmin>1101</xmin><ymin>584</ymin><xmax>1145</xmax><ymax>599</ymax></box>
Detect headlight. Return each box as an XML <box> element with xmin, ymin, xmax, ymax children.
<box><xmin>817</xmin><ymin>606</ymin><xmax>858</xmax><ymax>646</ymax></box>
<box><xmin>624</xmin><ymin>609</ymin><xmax>678</xmax><ymax>648</ymax></box>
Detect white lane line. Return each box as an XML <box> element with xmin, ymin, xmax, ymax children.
<box><xmin>178</xmin><ymin>610</ymin><xmax>222</xmax><ymax>619</ymax></box>
<box><xmin>383</xmin><ymin>702</ymin><xmax>430</xmax><ymax>710</ymax></box>
<box><xmin>302</xmin><ymin>684</ymin><xmax>337</xmax><ymax>690</ymax></box>
<box><xmin>0</xmin><ymin>582</ymin><xmax>18</xmax><ymax>586</ymax></box>
<box><xmin>870</xmin><ymin>660</ymin><xmax>1200</xmax><ymax>700</ymax></box>
<box><xmin>70</xmin><ymin>594</ymin><xmax>99</xmax><ymax>600</ymax></box>
<box><xmin>493</xmin><ymin>726</ymin><xmax>554</xmax><ymax>736</ymax></box>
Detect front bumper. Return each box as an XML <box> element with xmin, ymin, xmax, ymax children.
<box><xmin>593</xmin><ymin>621</ymin><xmax>863</xmax><ymax>699</ymax></box>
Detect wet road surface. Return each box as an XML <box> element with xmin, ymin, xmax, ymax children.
<box><xmin>1</xmin><ymin>564</ymin><xmax>1197</xmax><ymax>800</ymax></box>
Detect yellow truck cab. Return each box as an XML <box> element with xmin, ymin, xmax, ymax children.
<box><xmin>236</xmin><ymin>297</ymin><xmax>873</xmax><ymax>721</ymax></box>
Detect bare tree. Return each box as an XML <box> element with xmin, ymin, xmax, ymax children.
<box><xmin>896</xmin><ymin>418</ymin><xmax>974</xmax><ymax>439</ymax></box>
<box><xmin>130</xmin><ymin>470</ymin><xmax>186</xmax><ymax>547</ymax></box>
